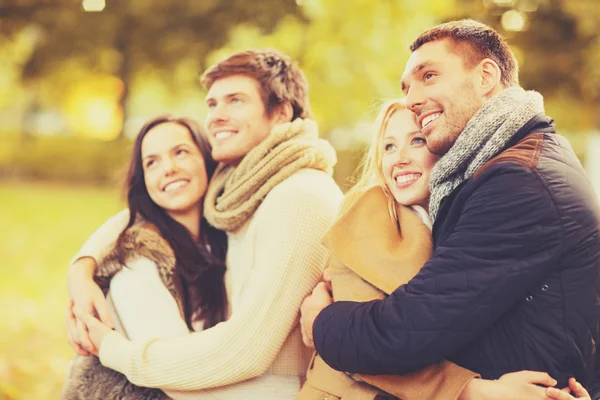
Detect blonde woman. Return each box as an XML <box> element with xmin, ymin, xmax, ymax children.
<box><xmin>299</xmin><ymin>99</ymin><xmax>587</xmax><ymax>400</ymax></box>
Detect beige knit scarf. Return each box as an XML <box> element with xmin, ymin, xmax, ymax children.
<box><xmin>204</xmin><ymin>118</ymin><xmax>337</xmax><ymax>232</ymax></box>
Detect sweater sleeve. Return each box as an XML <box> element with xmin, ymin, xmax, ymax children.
<box><xmin>313</xmin><ymin>163</ymin><xmax>564</xmax><ymax>375</ymax></box>
<box><xmin>70</xmin><ymin>209</ymin><xmax>130</xmax><ymax>266</ymax></box>
<box><xmin>99</xmin><ymin>175</ymin><xmax>342</xmax><ymax>390</ymax></box>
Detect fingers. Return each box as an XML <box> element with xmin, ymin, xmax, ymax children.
<box><xmin>568</xmin><ymin>378</ymin><xmax>590</xmax><ymax>398</ymax></box>
<box><xmin>299</xmin><ymin>298</ymin><xmax>315</xmax><ymax>348</ymax></box>
<box><xmin>501</xmin><ymin>370</ymin><xmax>558</xmax><ymax>388</ymax></box>
<box><xmin>312</xmin><ymin>282</ymin><xmax>332</xmax><ymax>301</ymax></box>
<box><xmin>71</xmin><ymin>339</ymin><xmax>91</xmax><ymax>356</ymax></box>
<box><xmin>74</xmin><ymin>307</ymin><xmax>99</xmax><ymax>326</ymax></box>
<box><xmin>92</xmin><ymin>295</ymin><xmax>114</xmax><ymax>329</ymax></box>
<box><xmin>300</xmin><ymin>284</ymin><xmax>333</xmax><ymax>349</ymax></box>
<box><xmin>548</xmin><ymin>378</ymin><xmax>591</xmax><ymax>399</ymax></box>
<box><xmin>323</xmin><ymin>268</ymin><xmax>333</xmax><ymax>292</ymax></box>
<box><xmin>524</xmin><ymin>371</ymin><xmax>558</xmax><ymax>387</ymax></box>
<box><xmin>300</xmin><ymin>320</ymin><xmax>314</xmax><ymax>348</ymax></box>
<box><xmin>547</xmin><ymin>387</ymin><xmax>576</xmax><ymax>399</ymax></box>
<box><xmin>66</xmin><ymin>300</ymin><xmax>90</xmax><ymax>356</ymax></box>
<box><xmin>73</xmin><ymin>305</ymin><xmax>98</xmax><ymax>352</ymax></box>
<box><xmin>313</xmin><ymin>281</ymin><xmax>327</xmax><ymax>292</ymax></box>
<box><xmin>76</xmin><ymin>318</ymin><xmax>95</xmax><ymax>353</ymax></box>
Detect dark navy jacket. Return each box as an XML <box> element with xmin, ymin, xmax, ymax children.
<box><xmin>313</xmin><ymin>115</ymin><xmax>600</xmax><ymax>395</ymax></box>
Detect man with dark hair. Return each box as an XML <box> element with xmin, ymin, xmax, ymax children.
<box><xmin>301</xmin><ymin>19</ymin><xmax>600</xmax><ymax>400</ymax></box>
<box><xmin>65</xmin><ymin>49</ymin><xmax>343</xmax><ymax>398</ymax></box>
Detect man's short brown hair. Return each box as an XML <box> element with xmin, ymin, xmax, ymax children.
<box><xmin>201</xmin><ymin>49</ymin><xmax>312</xmax><ymax>120</ymax></box>
<box><xmin>410</xmin><ymin>19</ymin><xmax>519</xmax><ymax>87</ymax></box>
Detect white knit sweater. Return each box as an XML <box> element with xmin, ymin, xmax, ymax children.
<box><xmin>73</xmin><ymin>168</ymin><xmax>342</xmax><ymax>398</ymax></box>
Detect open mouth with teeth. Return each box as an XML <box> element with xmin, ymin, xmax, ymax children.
<box><xmin>421</xmin><ymin>112</ymin><xmax>441</xmax><ymax>129</ymax></box>
<box><xmin>214</xmin><ymin>131</ymin><xmax>237</xmax><ymax>142</ymax></box>
<box><xmin>162</xmin><ymin>179</ymin><xmax>190</xmax><ymax>192</ymax></box>
<box><xmin>394</xmin><ymin>173</ymin><xmax>421</xmax><ymax>188</ymax></box>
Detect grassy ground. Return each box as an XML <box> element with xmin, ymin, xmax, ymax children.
<box><xmin>0</xmin><ymin>181</ymin><xmax>123</xmax><ymax>400</ymax></box>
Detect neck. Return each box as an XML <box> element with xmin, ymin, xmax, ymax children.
<box><xmin>168</xmin><ymin>206</ymin><xmax>201</xmax><ymax>240</ymax></box>
<box><xmin>410</xmin><ymin>203</ymin><xmax>433</xmax><ymax>230</ymax></box>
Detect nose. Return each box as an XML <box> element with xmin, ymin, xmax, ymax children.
<box><xmin>207</xmin><ymin>103</ymin><xmax>229</xmax><ymax>126</ymax></box>
<box><xmin>395</xmin><ymin>145</ymin><xmax>411</xmax><ymax>166</ymax></box>
<box><xmin>405</xmin><ymin>84</ymin><xmax>426</xmax><ymax>115</ymax></box>
<box><xmin>162</xmin><ymin>155</ymin><xmax>179</xmax><ymax>176</ymax></box>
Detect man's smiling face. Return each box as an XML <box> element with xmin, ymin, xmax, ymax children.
<box><xmin>204</xmin><ymin>74</ymin><xmax>280</xmax><ymax>166</ymax></box>
<box><xmin>401</xmin><ymin>39</ymin><xmax>484</xmax><ymax>156</ymax></box>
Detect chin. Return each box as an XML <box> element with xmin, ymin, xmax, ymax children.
<box><xmin>427</xmin><ymin>139</ymin><xmax>449</xmax><ymax>156</ymax></box>
<box><xmin>391</xmin><ymin>193</ymin><xmax>411</xmax><ymax>207</ymax></box>
<box><xmin>214</xmin><ymin>148</ymin><xmax>245</xmax><ymax>164</ymax></box>
<box><xmin>212</xmin><ymin>153</ymin><xmax>234</xmax><ymax>165</ymax></box>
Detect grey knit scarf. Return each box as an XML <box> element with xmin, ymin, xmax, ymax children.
<box><xmin>428</xmin><ymin>86</ymin><xmax>545</xmax><ymax>221</ymax></box>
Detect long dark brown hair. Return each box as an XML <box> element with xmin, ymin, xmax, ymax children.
<box><xmin>116</xmin><ymin>115</ymin><xmax>228</xmax><ymax>330</ymax></box>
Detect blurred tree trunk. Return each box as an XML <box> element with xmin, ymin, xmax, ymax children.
<box><xmin>21</xmin><ymin>82</ymin><xmax>40</xmax><ymax>141</ymax></box>
<box><xmin>114</xmin><ymin>11</ymin><xmax>133</xmax><ymax>138</ymax></box>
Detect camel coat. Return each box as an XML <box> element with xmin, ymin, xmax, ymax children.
<box><xmin>297</xmin><ymin>186</ymin><xmax>478</xmax><ymax>400</ymax></box>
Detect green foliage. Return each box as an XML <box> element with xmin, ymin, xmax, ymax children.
<box><xmin>7</xmin><ymin>0</ymin><xmax>301</xmax><ymax>79</ymax></box>
<box><xmin>210</xmin><ymin>0</ymin><xmax>454</xmax><ymax>134</ymax></box>
<box><xmin>1</xmin><ymin>135</ymin><xmax>132</xmax><ymax>185</ymax></box>
<box><xmin>1</xmin><ymin>0</ymin><xmax>302</xmax><ymax>136</ymax></box>
<box><xmin>0</xmin><ymin>2</ymin><xmax>597</xmax><ymax>398</ymax></box>
<box><xmin>0</xmin><ymin>182</ymin><xmax>122</xmax><ymax>400</ymax></box>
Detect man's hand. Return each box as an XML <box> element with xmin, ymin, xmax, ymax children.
<box><xmin>460</xmin><ymin>370</ymin><xmax>558</xmax><ymax>400</ymax></box>
<box><xmin>300</xmin><ymin>282</ymin><xmax>333</xmax><ymax>348</ymax></box>
<box><xmin>66</xmin><ymin>257</ymin><xmax>113</xmax><ymax>355</ymax></box>
<box><xmin>546</xmin><ymin>378</ymin><xmax>591</xmax><ymax>400</ymax></box>
<box><xmin>497</xmin><ymin>370</ymin><xmax>557</xmax><ymax>388</ymax></box>
<box><xmin>75</xmin><ymin>312</ymin><xmax>116</xmax><ymax>357</ymax></box>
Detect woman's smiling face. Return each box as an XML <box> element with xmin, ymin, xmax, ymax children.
<box><xmin>141</xmin><ymin>122</ymin><xmax>208</xmax><ymax>218</ymax></box>
<box><xmin>381</xmin><ymin>109</ymin><xmax>440</xmax><ymax>210</ymax></box>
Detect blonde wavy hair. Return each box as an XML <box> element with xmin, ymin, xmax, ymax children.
<box><xmin>341</xmin><ymin>98</ymin><xmax>409</xmax><ymax>224</ymax></box>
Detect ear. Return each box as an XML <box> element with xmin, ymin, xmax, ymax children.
<box><xmin>478</xmin><ymin>58</ymin><xmax>503</xmax><ymax>99</ymax></box>
<box><xmin>273</xmin><ymin>102</ymin><xmax>294</xmax><ymax>124</ymax></box>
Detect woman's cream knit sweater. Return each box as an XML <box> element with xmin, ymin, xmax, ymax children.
<box><xmin>73</xmin><ymin>168</ymin><xmax>342</xmax><ymax>397</ymax></box>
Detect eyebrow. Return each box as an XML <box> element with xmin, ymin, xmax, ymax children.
<box><xmin>383</xmin><ymin>129</ymin><xmax>422</xmax><ymax>141</ymax></box>
<box><xmin>142</xmin><ymin>143</ymin><xmax>190</xmax><ymax>160</ymax></box>
<box><xmin>205</xmin><ymin>92</ymin><xmax>246</xmax><ymax>103</ymax></box>
<box><xmin>400</xmin><ymin>61</ymin><xmax>435</xmax><ymax>93</ymax></box>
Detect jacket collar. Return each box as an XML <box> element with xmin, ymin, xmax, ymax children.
<box><xmin>322</xmin><ymin>186</ymin><xmax>433</xmax><ymax>294</ymax></box>
<box><xmin>507</xmin><ymin>114</ymin><xmax>555</xmax><ymax>149</ymax></box>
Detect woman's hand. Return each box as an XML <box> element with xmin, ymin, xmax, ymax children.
<box><xmin>74</xmin><ymin>312</ymin><xmax>116</xmax><ymax>356</ymax></box>
<box><xmin>300</xmin><ymin>282</ymin><xmax>333</xmax><ymax>348</ymax></box>
<box><xmin>460</xmin><ymin>370</ymin><xmax>558</xmax><ymax>400</ymax></box>
<box><xmin>546</xmin><ymin>378</ymin><xmax>591</xmax><ymax>400</ymax></box>
<box><xmin>66</xmin><ymin>257</ymin><xmax>113</xmax><ymax>355</ymax></box>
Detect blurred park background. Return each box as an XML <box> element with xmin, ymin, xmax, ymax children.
<box><xmin>1</xmin><ymin>0</ymin><xmax>599</xmax><ymax>398</ymax></box>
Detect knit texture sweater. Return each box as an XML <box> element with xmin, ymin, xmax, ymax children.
<box><xmin>73</xmin><ymin>168</ymin><xmax>342</xmax><ymax>396</ymax></box>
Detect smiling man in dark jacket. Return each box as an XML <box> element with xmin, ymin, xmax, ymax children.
<box><xmin>300</xmin><ymin>20</ymin><xmax>600</xmax><ymax>400</ymax></box>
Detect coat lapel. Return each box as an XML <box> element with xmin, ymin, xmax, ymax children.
<box><xmin>323</xmin><ymin>186</ymin><xmax>433</xmax><ymax>294</ymax></box>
